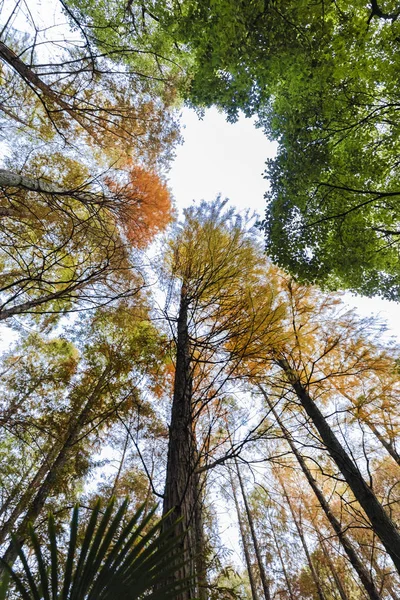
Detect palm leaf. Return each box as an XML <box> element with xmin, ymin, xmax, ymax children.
<box><xmin>0</xmin><ymin>499</ymin><xmax>191</xmax><ymax>600</ymax></box>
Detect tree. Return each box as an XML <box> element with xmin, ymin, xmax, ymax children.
<box><xmin>0</xmin><ymin>159</ymin><xmax>173</xmax><ymax>323</ymax></box>
<box><xmin>228</xmin><ymin>467</ymin><xmax>259</xmax><ymax>600</ymax></box>
<box><xmin>112</xmin><ymin>0</ymin><xmax>400</xmax><ymax>298</ymax></box>
<box><xmin>226</xmin><ymin>274</ymin><xmax>400</xmax><ymax>575</ymax></box>
<box><xmin>0</xmin><ymin>297</ymin><xmax>170</xmax><ymax>572</ymax></box>
<box><xmin>0</xmin><ymin>1</ymin><xmax>182</xmax><ymax>162</ymax></box>
<box><xmin>260</xmin><ymin>386</ymin><xmax>381</xmax><ymax>600</ymax></box>
<box><xmin>0</xmin><ymin>0</ymin><xmax>180</xmax><ymax>326</ymax></box>
<box><xmin>160</xmin><ymin>199</ymin><xmax>282</xmax><ymax>598</ymax></box>
<box><xmin>233</xmin><ymin>457</ymin><xmax>271</xmax><ymax>600</ymax></box>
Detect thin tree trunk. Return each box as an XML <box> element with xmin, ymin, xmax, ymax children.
<box><xmin>260</xmin><ymin>386</ymin><xmax>382</xmax><ymax>600</ymax></box>
<box><xmin>110</xmin><ymin>427</ymin><xmax>130</xmax><ymax>498</ymax></box>
<box><xmin>279</xmin><ymin>478</ymin><xmax>328</xmax><ymax>600</ymax></box>
<box><xmin>317</xmin><ymin>532</ymin><xmax>349</xmax><ymax>600</ymax></box>
<box><xmin>0</xmin><ymin>367</ymin><xmax>111</xmax><ymax>573</ymax></box>
<box><xmin>330</xmin><ymin>385</ymin><xmax>400</xmax><ymax>468</ymax></box>
<box><xmin>268</xmin><ymin>512</ymin><xmax>296</xmax><ymax>600</ymax></box>
<box><xmin>0</xmin><ymin>280</ymin><xmax>87</xmax><ymax>321</ymax></box>
<box><xmin>358</xmin><ymin>546</ymin><xmax>400</xmax><ymax>600</ymax></box>
<box><xmin>275</xmin><ymin>358</ymin><xmax>400</xmax><ymax>574</ymax></box>
<box><xmin>234</xmin><ymin>457</ymin><xmax>271</xmax><ymax>600</ymax></box>
<box><xmin>362</xmin><ymin>416</ymin><xmax>400</xmax><ymax>468</ymax></box>
<box><xmin>161</xmin><ymin>285</ymin><xmax>200</xmax><ymax>599</ymax></box>
<box><xmin>228</xmin><ymin>468</ymin><xmax>259</xmax><ymax>600</ymax></box>
<box><xmin>0</xmin><ymin>445</ymin><xmax>59</xmax><ymax>544</ymax></box>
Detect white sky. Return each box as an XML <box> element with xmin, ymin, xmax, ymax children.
<box><xmin>168</xmin><ymin>107</ymin><xmax>400</xmax><ymax>343</ymax></box>
<box><xmin>168</xmin><ymin>107</ymin><xmax>276</xmax><ymax>218</ymax></box>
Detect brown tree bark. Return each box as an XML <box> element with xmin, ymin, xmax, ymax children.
<box><xmin>260</xmin><ymin>386</ymin><xmax>382</xmax><ymax>600</ymax></box>
<box><xmin>161</xmin><ymin>285</ymin><xmax>202</xmax><ymax>599</ymax></box>
<box><xmin>275</xmin><ymin>357</ymin><xmax>400</xmax><ymax>575</ymax></box>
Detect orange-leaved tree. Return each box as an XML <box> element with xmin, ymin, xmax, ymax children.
<box><xmin>105</xmin><ymin>162</ymin><xmax>173</xmax><ymax>248</ymax></box>
<box><xmin>0</xmin><ymin>157</ymin><xmax>173</xmax><ymax>324</ymax></box>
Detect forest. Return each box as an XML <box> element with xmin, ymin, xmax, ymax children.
<box><xmin>0</xmin><ymin>0</ymin><xmax>400</xmax><ymax>598</ymax></box>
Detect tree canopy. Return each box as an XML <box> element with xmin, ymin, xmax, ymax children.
<box><xmin>109</xmin><ymin>0</ymin><xmax>400</xmax><ymax>299</ymax></box>
<box><xmin>2</xmin><ymin>0</ymin><xmax>400</xmax><ymax>598</ymax></box>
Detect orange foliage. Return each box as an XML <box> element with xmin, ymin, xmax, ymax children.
<box><xmin>106</xmin><ymin>163</ymin><xmax>173</xmax><ymax>248</ymax></box>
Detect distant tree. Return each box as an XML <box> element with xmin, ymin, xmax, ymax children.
<box><xmin>0</xmin><ymin>298</ymin><xmax>169</xmax><ymax>574</ymax></box>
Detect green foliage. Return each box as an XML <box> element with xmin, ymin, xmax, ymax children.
<box><xmin>0</xmin><ymin>499</ymin><xmax>188</xmax><ymax>600</ymax></box>
<box><xmin>123</xmin><ymin>0</ymin><xmax>400</xmax><ymax>298</ymax></box>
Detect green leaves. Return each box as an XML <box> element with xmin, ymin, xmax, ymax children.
<box><xmin>127</xmin><ymin>0</ymin><xmax>400</xmax><ymax>299</ymax></box>
<box><xmin>0</xmin><ymin>499</ymin><xmax>189</xmax><ymax>600</ymax></box>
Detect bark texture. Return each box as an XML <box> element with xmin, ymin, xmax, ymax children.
<box><xmin>162</xmin><ymin>285</ymin><xmax>202</xmax><ymax>599</ymax></box>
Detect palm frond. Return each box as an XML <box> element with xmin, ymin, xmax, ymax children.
<box><xmin>0</xmin><ymin>500</ymin><xmax>190</xmax><ymax>600</ymax></box>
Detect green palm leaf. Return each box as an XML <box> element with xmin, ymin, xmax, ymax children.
<box><xmin>0</xmin><ymin>500</ymin><xmax>190</xmax><ymax>600</ymax></box>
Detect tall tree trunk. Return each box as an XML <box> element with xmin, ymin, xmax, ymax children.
<box><xmin>234</xmin><ymin>458</ymin><xmax>271</xmax><ymax>600</ymax></box>
<box><xmin>0</xmin><ymin>367</ymin><xmax>111</xmax><ymax>573</ymax></box>
<box><xmin>279</xmin><ymin>478</ymin><xmax>328</xmax><ymax>600</ymax></box>
<box><xmin>275</xmin><ymin>357</ymin><xmax>400</xmax><ymax>574</ymax></box>
<box><xmin>260</xmin><ymin>386</ymin><xmax>382</xmax><ymax>600</ymax></box>
<box><xmin>268</xmin><ymin>513</ymin><xmax>296</xmax><ymax>600</ymax></box>
<box><xmin>228</xmin><ymin>468</ymin><xmax>259</xmax><ymax>600</ymax></box>
<box><xmin>161</xmin><ymin>285</ymin><xmax>201</xmax><ymax>599</ymax></box>
<box><xmin>316</xmin><ymin>531</ymin><xmax>349</xmax><ymax>600</ymax></box>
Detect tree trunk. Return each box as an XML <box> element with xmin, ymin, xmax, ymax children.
<box><xmin>0</xmin><ymin>367</ymin><xmax>111</xmax><ymax>573</ymax></box>
<box><xmin>194</xmin><ymin>480</ymin><xmax>208</xmax><ymax>600</ymax></box>
<box><xmin>275</xmin><ymin>357</ymin><xmax>400</xmax><ymax>575</ymax></box>
<box><xmin>161</xmin><ymin>285</ymin><xmax>201</xmax><ymax>599</ymax></box>
<box><xmin>234</xmin><ymin>458</ymin><xmax>271</xmax><ymax>600</ymax></box>
<box><xmin>260</xmin><ymin>386</ymin><xmax>382</xmax><ymax>600</ymax></box>
<box><xmin>268</xmin><ymin>513</ymin><xmax>296</xmax><ymax>600</ymax></box>
<box><xmin>0</xmin><ymin>168</ymin><xmax>104</xmax><ymax>208</ymax></box>
<box><xmin>228</xmin><ymin>468</ymin><xmax>259</xmax><ymax>600</ymax></box>
<box><xmin>0</xmin><ymin>42</ymin><xmax>94</xmax><ymax>137</ymax></box>
<box><xmin>358</xmin><ymin>545</ymin><xmax>400</xmax><ymax>600</ymax></box>
<box><xmin>279</xmin><ymin>478</ymin><xmax>328</xmax><ymax>600</ymax></box>
<box><xmin>362</xmin><ymin>416</ymin><xmax>400</xmax><ymax>468</ymax></box>
<box><xmin>317</xmin><ymin>532</ymin><xmax>349</xmax><ymax>600</ymax></box>
<box><xmin>0</xmin><ymin>281</ymin><xmax>89</xmax><ymax>321</ymax></box>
